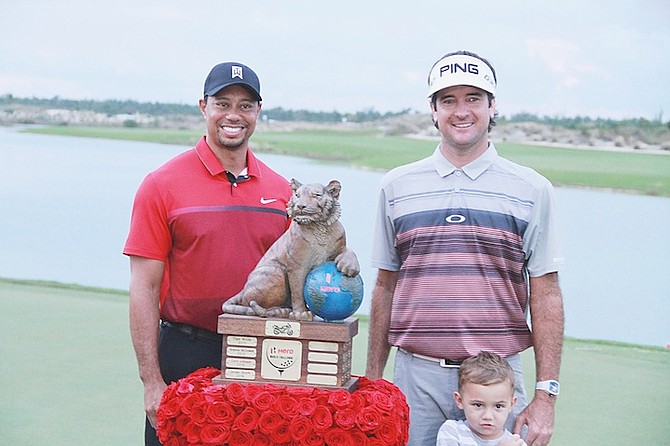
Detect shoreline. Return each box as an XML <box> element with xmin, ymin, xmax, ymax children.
<box><xmin>2</xmin><ymin>276</ymin><xmax>667</xmax><ymax>351</ymax></box>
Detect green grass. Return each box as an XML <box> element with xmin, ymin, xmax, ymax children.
<box><xmin>2</xmin><ymin>278</ymin><xmax>669</xmax><ymax>445</ymax></box>
<box><xmin>24</xmin><ymin>125</ymin><xmax>670</xmax><ymax>196</ymax></box>
<box><xmin>495</xmin><ymin>143</ymin><xmax>670</xmax><ymax>196</ymax></box>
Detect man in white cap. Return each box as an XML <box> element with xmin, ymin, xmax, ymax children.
<box><xmin>366</xmin><ymin>50</ymin><xmax>564</xmax><ymax>446</ymax></box>
<box><xmin>124</xmin><ymin>62</ymin><xmax>292</xmax><ymax>445</ymax></box>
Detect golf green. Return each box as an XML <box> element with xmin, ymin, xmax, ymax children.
<box><xmin>1</xmin><ymin>279</ymin><xmax>668</xmax><ymax>445</ymax></box>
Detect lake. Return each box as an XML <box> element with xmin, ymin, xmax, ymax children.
<box><xmin>1</xmin><ymin>126</ymin><xmax>668</xmax><ymax>347</ymax></box>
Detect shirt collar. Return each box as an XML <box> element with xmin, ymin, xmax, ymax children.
<box><xmin>194</xmin><ymin>136</ymin><xmax>262</xmax><ymax>178</ymax></box>
<box><xmin>431</xmin><ymin>142</ymin><xmax>498</xmax><ymax>180</ymax></box>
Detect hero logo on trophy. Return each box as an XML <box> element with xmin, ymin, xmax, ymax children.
<box><xmin>215</xmin><ymin>178</ymin><xmax>363</xmax><ymax>390</ymax></box>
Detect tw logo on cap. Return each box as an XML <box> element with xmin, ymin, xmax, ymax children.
<box><xmin>232</xmin><ymin>65</ymin><xmax>243</xmax><ymax>79</ymax></box>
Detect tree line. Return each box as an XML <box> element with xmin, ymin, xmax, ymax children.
<box><xmin>0</xmin><ymin>94</ymin><xmax>410</xmax><ymax>124</ymax></box>
<box><xmin>1</xmin><ymin>94</ymin><xmax>668</xmax><ymax>130</ymax></box>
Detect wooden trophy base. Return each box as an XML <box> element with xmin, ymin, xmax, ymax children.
<box><xmin>213</xmin><ymin>314</ymin><xmax>359</xmax><ymax>391</ymax></box>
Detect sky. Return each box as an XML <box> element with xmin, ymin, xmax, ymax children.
<box><xmin>1</xmin><ymin>0</ymin><xmax>668</xmax><ymax>120</ymax></box>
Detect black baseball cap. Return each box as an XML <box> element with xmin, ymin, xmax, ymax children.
<box><xmin>203</xmin><ymin>62</ymin><xmax>262</xmax><ymax>101</ymax></box>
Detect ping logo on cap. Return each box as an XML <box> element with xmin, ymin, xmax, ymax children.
<box><xmin>428</xmin><ymin>54</ymin><xmax>496</xmax><ymax>97</ymax></box>
<box><xmin>439</xmin><ymin>62</ymin><xmax>480</xmax><ymax>76</ymax></box>
<box><xmin>232</xmin><ymin>65</ymin><xmax>243</xmax><ymax>79</ymax></box>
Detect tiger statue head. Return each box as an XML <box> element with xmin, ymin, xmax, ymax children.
<box><xmin>287</xmin><ymin>179</ymin><xmax>342</xmax><ymax>226</ymax></box>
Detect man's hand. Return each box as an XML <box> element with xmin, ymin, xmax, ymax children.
<box><xmin>513</xmin><ymin>394</ymin><xmax>555</xmax><ymax>446</ymax></box>
<box><xmin>144</xmin><ymin>380</ymin><xmax>168</xmax><ymax>428</ymax></box>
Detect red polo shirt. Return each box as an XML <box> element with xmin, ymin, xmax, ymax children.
<box><xmin>124</xmin><ymin>136</ymin><xmax>291</xmax><ymax>332</ymax></box>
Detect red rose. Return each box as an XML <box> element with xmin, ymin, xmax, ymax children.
<box><xmin>348</xmin><ymin>428</ymin><xmax>368</xmax><ymax>446</ymax></box>
<box><xmin>157</xmin><ymin>395</ymin><xmax>181</xmax><ymax>419</ymax></box>
<box><xmin>189</xmin><ymin>366</ymin><xmax>220</xmax><ymax>380</ymax></box>
<box><xmin>356</xmin><ymin>375</ymin><xmax>372</xmax><ymax>388</ymax></box>
<box><xmin>162</xmin><ymin>437</ymin><xmax>182</xmax><ymax>446</ymax></box>
<box><xmin>312</xmin><ymin>392</ymin><xmax>330</xmax><ymax>406</ymax></box>
<box><xmin>200</xmin><ymin>423</ymin><xmax>231</xmax><ymax>445</ymax></box>
<box><xmin>184</xmin><ymin>421</ymin><xmax>202</xmax><ymax>444</ymax></box>
<box><xmin>374</xmin><ymin>418</ymin><xmax>400</xmax><ymax>443</ymax></box>
<box><xmin>190</xmin><ymin>402</ymin><xmax>208</xmax><ymax>425</ymax></box>
<box><xmin>286</xmin><ymin>386</ymin><xmax>315</xmax><ymax>398</ymax></box>
<box><xmin>228</xmin><ymin>429</ymin><xmax>253</xmax><ymax>446</ymax></box>
<box><xmin>369</xmin><ymin>391</ymin><xmax>394</xmax><ymax>412</ymax></box>
<box><xmin>333</xmin><ymin>408</ymin><xmax>356</xmax><ymax>429</ymax></box>
<box><xmin>356</xmin><ymin>406</ymin><xmax>382</xmax><ymax>432</ymax></box>
<box><xmin>244</xmin><ymin>383</ymin><xmax>263</xmax><ymax>402</ymax></box>
<box><xmin>261</xmin><ymin>382</ymin><xmax>286</xmax><ymax>394</ymax></box>
<box><xmin>297</xmin><ymin>396</ymin><xmax>317</xmax><ymax>417</ymax></box>
<box><xmin>370</xmin><ymin>378</ymin><xmax>398</xmax><ymax>395</ymax></box>
<box><xmin>258</xmin><ymin>411</ymin><xmax>283</xmax><ymax>434</ymax></box>
<box><xmin>302</xmin><ymin>431</ymin><xmax>326</xmax><ymax>446</ymax></box>
<box><xmin>252</xmin><ymin>391</ymin><xmax>276</xmax><ymax>411</ymax></box>
<box><xmin>206</xmin><ymin>401</ymin><xmax>236</xmax><ymax>424</ymax></box>
<box><xmin>178</xmin><ymin>393</ymin><xmax>203</xmax><ymax>415</ymax></box>
<box><xmin>312</xmin><ymin>405</ymin><xmax>334</xmax><ymax>432</ymax></box>
<box><xmin>176</xmin><ymin>380</ymin><xmax>194</xmax><ymax>395</ymax></box>
<box><xmin>289</xmin><ymin>415</ymin><xmax>314</xmax><ymax>442</ymax></box>
<box><xmin>328</xmin><ymin>389</ymin><xmax>353</xmax><ymax>410</ymax></box>
<box><xmin>366</xmin><ymin>438</ymin><xmax>386</xmax><ymax>446</ymax></box>
<box><xmin>269</xmin><ymin>421</ymin><xmax>292</xmax><ymax>444</ymax></box>
<box><xmin>202</xmin><ymin>383</ymin><xmax>226</xmax><ymax>403</ymax></box>
<box><xmin>155</xmin><ymin>418</ymin><xmax>175</xmax><ymax>444</ymax></box>
<box><xmin>348</xmin><ymin>393</ymin><xmax>366</xmax><ymax>412</ymax></box>
<box><xmin>251</xmin><ymin>431</ymin><xmax>272</xmax><ymax>445</ymax></box>
<box><xmin>224</xmin><ymin>382</ymin><xmax>247</xmax><ymax>407</ymax></box>
<box><xmin>175</xmin><ymin>412</ymin><xmax>190</xmax><ymax>434</ymax></box>
<box><xmin>162</xmin><ymin>382</ymin><xmax>178</xmax><ymax>401</ymax></box>
<box><xmin>234</xmin><ymin>407</ymin><xmax>260</xmax><ymax>432</ymax></box>
<box><xmin>324</xmin><ymin>427</ymin><xmax>355</xmax><ymax>446</ymax></box>
<box><xmin>274</xmin><ymin>394</ymin><xmax>299</xmax><ymax>417</ymax></box>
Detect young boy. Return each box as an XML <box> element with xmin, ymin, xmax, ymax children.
<box><xmin>436</xmin><ymin>351</ymin><xmax>527</xmax><ymax>446</ymax></box>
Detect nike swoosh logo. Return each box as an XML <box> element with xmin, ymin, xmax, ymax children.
<box><xmin>260</xmin><ymin>198</ymin><xmax>277</xmax><ymax>205</ymax></box>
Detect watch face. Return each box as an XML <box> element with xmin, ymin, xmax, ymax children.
<box><xmin>537</xmin><ymin>380</ymin><xmax>560</xmax><ymax>395</ymax></box>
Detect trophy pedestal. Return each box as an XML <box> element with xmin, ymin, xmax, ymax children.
<box><xmin>213</xmin><ymin>314</ymin><xmax>359</xmax><ymax>391</ymax></box>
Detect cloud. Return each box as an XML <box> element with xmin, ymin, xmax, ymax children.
<box><xmin>525</xmin><ymin>38</ymin><xmax>601</xmax><ymax>88</ymax></box>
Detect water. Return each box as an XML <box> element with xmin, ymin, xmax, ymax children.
<box><xmin>1</xmin><ymin>127</ymin><xmax>668</xmax><ymax>347</ymax></box>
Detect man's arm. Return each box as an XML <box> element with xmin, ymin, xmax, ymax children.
<box><xmin>365</xmin><ymin>269</ymin><xmax>398</xmax><ymax>380</ymax></box>
<box><xmin>128</xmin><ymin>256</ymin><xmax>166</xmax><ymax>428</ymax></box>
<box><xmin>514</xmin><ymin>272</ymin><xmax>564</xmax><ymax>446</ymax></box>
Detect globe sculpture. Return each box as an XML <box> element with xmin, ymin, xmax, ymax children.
<box><xmin>303</xmin><ymin>261</ymin><xmax>364</xmax><ymax>321</ymax></box>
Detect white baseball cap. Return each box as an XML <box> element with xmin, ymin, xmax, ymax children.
<box><xmin>427</xmin><ymin>53</ymin><xmax>496</xmax><ymax>97</ymax></box>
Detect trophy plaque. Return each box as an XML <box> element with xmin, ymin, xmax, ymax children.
<box><xmin>213</xmin><ymin>314</ymin><xmax>359</xmax><ymax>391</ymax></box>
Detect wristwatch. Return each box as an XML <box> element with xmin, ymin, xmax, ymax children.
<box><xmin>535</xmin><ymin>380</ymin><xmax>560</xmax><ymax>396</ymax></box>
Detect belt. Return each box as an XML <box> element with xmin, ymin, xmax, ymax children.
<box><xmin>399</xmin><ymin>348</ymin><xmax>463</xmax><ymax>368</ymax></box>
<box><xmin>161</xmin><ymin>321</ymin><xmax>222</xmax><ymax>342</ymax></box>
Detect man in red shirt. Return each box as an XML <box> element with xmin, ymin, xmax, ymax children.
<box><xmin>124</xmin><ymin>62</ymin><xmax>292</xmax><ymax>446</ymax></box>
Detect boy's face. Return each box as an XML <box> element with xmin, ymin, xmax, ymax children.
<box><xmin>454</xmin><ymin>381</ymin><xmax>516</xmax><ymax>440</ymax></box>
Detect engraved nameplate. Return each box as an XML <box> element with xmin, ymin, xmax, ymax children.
<box><xmin>227</xmin><ymin>335</ymin><xmax>258</xmax><ymax>347</ymax></box>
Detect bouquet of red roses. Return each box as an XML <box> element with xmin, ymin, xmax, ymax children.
<box><xmin>156</xmin><ymin>367</ymin><xmax>409</xmax><ymax>446</ymax></box>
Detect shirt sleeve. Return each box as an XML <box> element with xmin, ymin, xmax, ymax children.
<box><xmin>523</xmin><ymin>180</ymin><xmax>565</xmax><ymax>277</ymax></box>
<box><xmin>123</xmin><ymin>173</ymin><xmax>172</xmax><ymax>261</ymax></box>
<box><xmin>370</xmin><ymin>186</ymin><xmax>401</xmax><ymax>271</ymax></box>
<box><xmin>436</xmin><ymin>420</ymin><xmax>461</xmax><ymax>446</ymax></box>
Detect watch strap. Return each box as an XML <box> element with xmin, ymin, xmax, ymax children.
<box><xmin>536</xmin><ymin>380</ymin><xmax>560</xmax><ymax>396</ymax></box>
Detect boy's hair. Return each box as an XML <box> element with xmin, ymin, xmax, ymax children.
<box><xmin>458</xmin><ymin>351</ymin><xmax>515</xmax><ymax>391</ymax></box>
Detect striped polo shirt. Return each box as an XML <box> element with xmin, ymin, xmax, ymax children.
<box><xmin>371</xmin><ymin>144</ymin><xmax>564</xmax><ymax>360</ymax></box>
